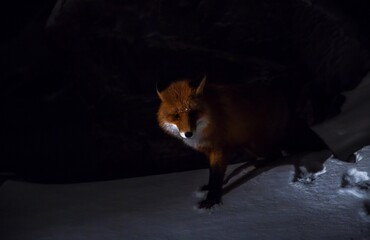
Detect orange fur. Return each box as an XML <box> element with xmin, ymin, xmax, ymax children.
<box><xmin>157</xmin><ymin>78</ymin><xmax>290</xmax><ymax>208</ymax></box>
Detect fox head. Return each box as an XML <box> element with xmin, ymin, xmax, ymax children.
<box><xmin>157</xmin><ymin>77</ymin><xmax>208</xmax><ymax>144</ymax></box>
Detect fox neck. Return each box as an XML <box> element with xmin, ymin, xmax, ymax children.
<box><xmin>162</xmin><ymin>117</ymin><xmax>210</xmax><ymax>150</ymax></box>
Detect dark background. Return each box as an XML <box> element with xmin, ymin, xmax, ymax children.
<box><xmin>0</xmin><ymin>0</ymin><xmax>369</xmax><ymax>183</ymax></box>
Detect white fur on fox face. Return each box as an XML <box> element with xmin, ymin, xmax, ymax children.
<box><xmin>162</xmin><ymin>122</ymin><xmax>181</xmax><ymax>137</ymax></box>
<box><xmin>179</xmin><ymin>132</ymin><xmax>187</xmax><ymax>139</ymax></box>
<box><xmin>162</xmin><ymin>118</ymin><xmax>209</xmax><ymax>149</ymax></box>
<box><xmin>162</xmin><ymin>122</ymin><xmax>188</xmax><ymax>139</ymax></box>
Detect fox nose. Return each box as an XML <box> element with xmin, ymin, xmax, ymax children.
<box><xmin>185</xmin><ymin>131</ymin><xmax>193</xmax><ymax>138</ymax></box>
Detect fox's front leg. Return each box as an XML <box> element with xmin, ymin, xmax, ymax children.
<box><xmin>198</xmin><ymin>150</ymin><xmax>227</xmax><ymax>209</ymax></box>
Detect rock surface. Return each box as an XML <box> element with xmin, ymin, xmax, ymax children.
<box><xmin>0</xmin><ymin>0</ymin><xmax>369</xmax><ymax>182</ymax></box>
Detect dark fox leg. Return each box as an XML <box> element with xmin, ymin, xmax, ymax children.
<box><xmin>282</xmin><ymin>117</ymin><xmax>331</xmax><ymax>180</ymax></box>
<box><xmin>200</xmin><ymin>148</ymin><xmax>258</xmax><ymax>188</ymax></box>
<box><xmin>198</xmin><ymin>150</ymin><xmax>228</xmax><ymax>209</ymax></box>
<box><xmin>199</xmin><ymin>167</ymin><xmax>213</xmax><ymax>192</ymax></box>
<box><xmin>292</xmin><ymin>153</ymin><xmax>305</xmax><ymax>182</ymax></box>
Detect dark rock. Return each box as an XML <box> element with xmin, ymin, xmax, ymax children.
<box><xmin>0</xmin><ymin>0</ymin><xmax>369</xmax><ymax>182</ymax></box>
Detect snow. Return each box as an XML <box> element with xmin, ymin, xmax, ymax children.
<box><xmin>1</xmin><ymin>73</ymin><xmax>370</xmax><ymax>239</ymax></box>
<box><xmin>346</xmin><ymin>168</ymin><xmax>369</xmax><ymax>183</ymax></box>
<box><xmin>339</xmin><ymin>167</ymin><xmax>370</xmax><ymax>199</ymax></box>
<box><xmin>1</xmin><ymin>151</ymin><xmax>370</xmax><ymax>239</ymax></box>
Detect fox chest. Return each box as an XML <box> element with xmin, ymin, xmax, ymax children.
<box><xmin>181</xmin><ymin>134</ymin><xmax>208</xmax><ymax>150</ymax></box>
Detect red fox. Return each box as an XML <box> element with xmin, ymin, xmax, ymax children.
<box><xmin>157</xmin><ymin>76</ymin><xmax>330</xmax><ymax>208</ymax></box>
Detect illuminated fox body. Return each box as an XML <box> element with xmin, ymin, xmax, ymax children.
<box><xmin>157</xmin><ymin>77</ymin><xmax>327</xmax><ymax>208</ymax></box>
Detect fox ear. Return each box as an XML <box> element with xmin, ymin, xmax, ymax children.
<box><xmin>156</xmin><ymin>82</ymin><xmax>164</xmax><ymax>101</ymax></box>
<box><xmin>196</xmin><ymin>75</ymin><xmax>206</xmax><ymax>95</ymax></box>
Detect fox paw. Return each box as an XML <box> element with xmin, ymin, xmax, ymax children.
<box><xmin>197</xmin><ymin>197</ymin><xmax>222</xmax><ymax>209</ymax></box>
<box><xmin>199</xmin><ymin>184</ymin><xmax>210</xmax><ymax>191</ymax></box>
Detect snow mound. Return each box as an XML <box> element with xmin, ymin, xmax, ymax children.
<box><xmin>354</xmin><ymin>146</ymin><xmax>370</xmax><ymax>162</ymax></box>
<box><xmin>343</xmin><ymin>168</ymin><xmax>369</xmax><ymax>185</ymax></box>
<box><xmin>339</xmin><ymin>168</ymin><xmax>370</xmax><ymax>199</ymax></box>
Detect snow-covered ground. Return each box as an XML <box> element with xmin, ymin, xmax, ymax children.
<box><xmin>1</xmin><ymin>73</ymin><xmax>370</xmax><ymax>240</ymax></box>
<box><xmin>0</xmin><ymin>150</ymin><xmax>369</xmax><ymax>240</ymax></box>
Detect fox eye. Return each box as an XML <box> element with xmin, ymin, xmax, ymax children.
<box><xmin>172</xmin><ymin>113</ymin><xmax>180</xmax><ymax>120</ymax></box>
